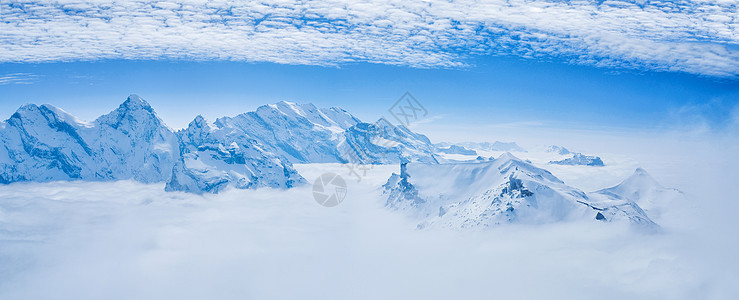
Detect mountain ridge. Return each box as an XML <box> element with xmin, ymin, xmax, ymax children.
<box><xmin>0</xmin><ymin>95</ymin><xmax>438</xmax><ymax>193</ymax></box>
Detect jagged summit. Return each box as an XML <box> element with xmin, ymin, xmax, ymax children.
<box><xmin>106</xmin><ymin>95</ymin><xmax>156</xmax><ymax>116</ymax></box>
<box><xmin>96</xmin><ymin>94</ymin><xmax>165</xmax><ymax>131</ymax></box>
<box><xmin>12</xmin><ymin>103</ymin><xmax>40</xmax><ymax>115</ymax></box>
<box><xmin>122</xmin><ymin>94</ymin><xmax>151</xmax><ymax>109</ymax></box>
<box><xmin>188</xmin><ymin>115</ymin><xmax>211</xmax><ymax>128</ymax></box>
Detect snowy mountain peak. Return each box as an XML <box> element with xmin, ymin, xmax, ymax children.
<box><xmin>9</xmin><ymin>103</ymin><xmax>72</xmax><ymax>128</ymax></box>
<box><xmin>114</xmin><ymin>95</ymin><xmax>154</xmax><ymax>115</ymax></box>
<box><xmin>275</xmin><ymin>100</ymin><xmax>300</xmax><ymax>110</ymax></box>
<box><xmin>633</xmin><ymin>167</ymin><xmax>649</xmax><ymax>176</ymax></box>
<box><xmin>123</xmin><ymin>94</ymin><xmax>151</xmax><ymax>108</ymax></box>
<box><xmin>189</xmin><ymin>115</ymin><xmax>211</xmax><ymax>129</ymax></box>
<box><xmin>97</xmin><ymin>95</ymin><xmax>164</xmax><ymax>130</ymax></box>
<box><xmin>593</xmin><ymin>168</ymin><xmax>682</xmax><ymax>220</ymax></box>
<box><xmin>546</xmin><ymin>145</ymin><xmax>571</xmax><ymax>155</ymax></box>
<box><xmin>11</xmin><ymin>103</ymin><xmax>41</xmax><ymax>118</ymax></box>
<box><xmin>619</xmin><ymin>168</ymin><xmax>662</xmax><ymax>190</ymax></box>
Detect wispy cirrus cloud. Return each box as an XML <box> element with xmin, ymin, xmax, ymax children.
<box><xmin>0</xmin><ymin>0</ymin><xmax>737</xmax><ymax>77</ymax></box>
<box><xmin>0</xmin><ymin>73</ymin><xmax>40</xmax><ymax>85</ymax></box>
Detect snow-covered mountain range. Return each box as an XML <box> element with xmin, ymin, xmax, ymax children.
<box><xmin>0</xmin><ymin>94</ymin><xmax>683</xmax><ymax>230</ymax></box>
<box><xmin>0</xmin><ymin>95</ymin><xmax>438</xmax><ymax>193</ymax></box>
<box><xmin>441</xmin><ymin>141</ymin><xmax>527</xmax><ymax>153</ymax></box>
<box><xmin>383</xmin><ymin>153</ymin><xmax>663</xmax><ymax>230</ymax></box>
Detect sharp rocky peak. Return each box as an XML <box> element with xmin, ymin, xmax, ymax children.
<box><xmin>189</xmin><ymin>115</ymin><xmax>209</xmax><ymax>127</ymax></box>
<box><xmin>96</xmin><ymin>94</ymin><xmax>163</xmax><ymax>127</ymax></box>
<box><xmin>123</xmin><ymin>94</ymin><xmax>151</xmax><ymax>107</ymax></box>
<box><xmin>112</xmin><ymin>94</ymin><xmax>155</xmax><ymax>115</ymax></box>
<box><xmin>11</xmin><ymin>103</ymin><xmax>41</xmax><ymax>116</ymax></box>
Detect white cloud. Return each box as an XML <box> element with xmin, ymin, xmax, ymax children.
<box><xmin>0</xmin><ymin>1</ymin><xmax>737</xmax><ymax>76</ymax></box>
<box><xmin>0</xmin><ymin>73</ymin><xmax>40</xmax><ymax>85</ymax></box>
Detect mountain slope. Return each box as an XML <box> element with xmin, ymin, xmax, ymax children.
<box><xmin>592</xmin><ymin>168</ymin><xmax>684</xmax><ymax>219</ymax></box>
<box><xmin>0</xmin><ymin>104</ymin><xmax>96</xmax><ymax>183</ymax></box>
<box><xmin>215</xmin><ymin>101</ymin><xmax>360</xmax><ymax>164</ymax></box>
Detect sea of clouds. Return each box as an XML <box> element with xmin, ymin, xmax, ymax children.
<box><xmin>0</xmin><ymin>128</ymin><xmax>737</xmax><ymax>299</ymax></box>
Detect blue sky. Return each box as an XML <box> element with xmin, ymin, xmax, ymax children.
<box><xmin>1</xmin><ymin>57</ymin><xmax>736</xmax><ymax>132</ymax></box>
<box><xmin>1</xmin><ymin>0</ymin><xmax>737</xmax><ymax>135</ymax></box>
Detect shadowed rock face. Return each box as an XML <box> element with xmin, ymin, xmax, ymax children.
<box><xmin>0</xmin><ymin>95</ymin><xmax>179</xmax><ymax>184</ymax></box>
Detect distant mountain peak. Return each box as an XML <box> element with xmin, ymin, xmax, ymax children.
<box><xmin>276</xmin><ymin>100</ymin><xmax>298</xmax><ymax>106</ymax></box>
<box><xmin>546</xmin><ymin>145</ymin><xmax>571</xmax><ymax>155</ymax></box>
<box><xmin>621</xmin><ymin>167</ymin><xmax>661</xmax><ymax>188</ymax></box>
<box><xmin>496</xmin><ymin>152</ymin><xmax>520</xmax><ymax>162</ymax></box>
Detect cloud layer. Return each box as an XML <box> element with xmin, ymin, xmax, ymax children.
<box><xmin>1</xmin><ymin>0</ymin><xmax>737</xmax><ymax>77</ymax></box>
<box><xmin>0</xmin><ymin>73</ymin><xmax>39</xmax><ymax>85</ymax></box>
<box><xmin>1</xmin><ymin>131</ymin><xmax>738</xmax><ymax>299</ymax></box>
